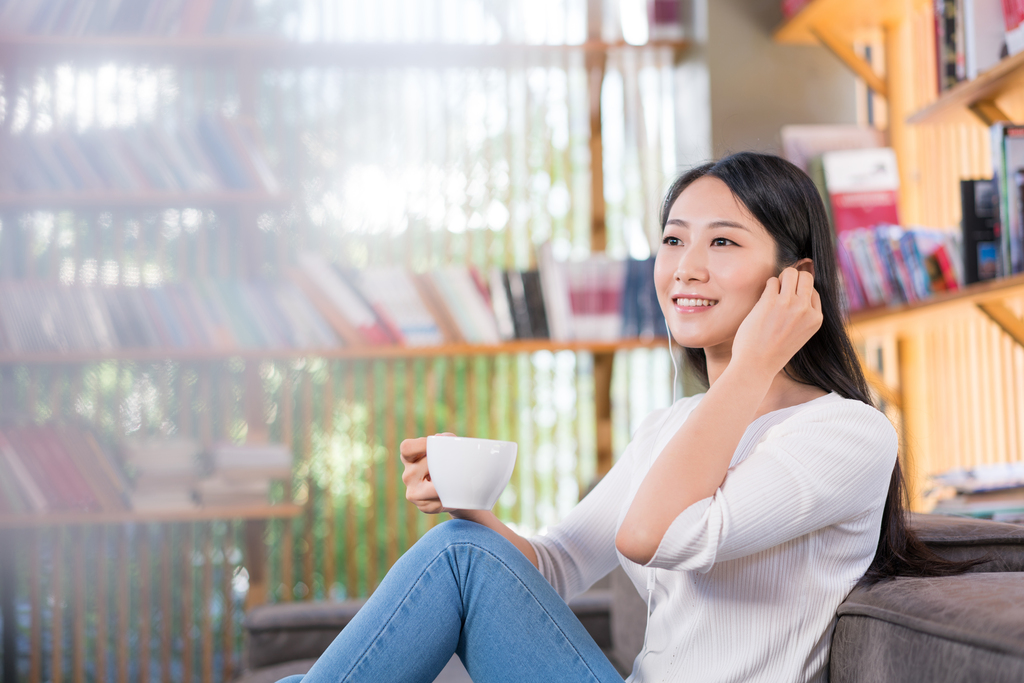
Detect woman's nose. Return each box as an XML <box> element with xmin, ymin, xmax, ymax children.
<box><xmin>674</xmin><ymin>245</ymin><xmax>709</xmax><ymax>282</ymax></box>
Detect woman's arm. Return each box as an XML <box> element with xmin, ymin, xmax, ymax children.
<box><xmin>616</xmin><ymin>268</ymin><xmax>822</xmax><ymax>565</ymax></box>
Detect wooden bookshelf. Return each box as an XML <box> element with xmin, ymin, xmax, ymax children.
<box><xmin>0</xmin><ymin>36</ymin><xmax>691</xmax><ymax>67</ymax></box>
<box><xmin>848</xmin><ymin>273</ymin><xmax>1024</xmax><ymax>338</ymax></box>
<box><xmin>0</xmin><ymin>336</ymin><xmax>670</xmax><ymax>365</ymax></box>
<box><xmin>0</xmin><ymin>189</ymin><xmax>290</xmax><ymax>210</ymax></box>
<box><xmin>0</xmin><ymin>502</ymin><xmax>303</xmax><ymax>529</ymax></box>
<box><xmin>774</xmin><ymin>0</ymin><xmax>905</xmax><ymax>45</ymax></box>
<box><xmin>907</xmin><ymin>48</ymin><xmax>1024</xmax><ymax>125</ymax></box>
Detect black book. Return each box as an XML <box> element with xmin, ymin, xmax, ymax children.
<box><xmin>960</xmin><ymin>179</ymin><xmax>1000</xmax><ymax>284</ymax></box>
<box><xmin>521</xmin><ymin>270</ymin><xmax>549</xmax><ymax>339</ymax></box>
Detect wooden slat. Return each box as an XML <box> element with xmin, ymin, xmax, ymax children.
<box><xmin>279</xmin><ymin>369</ymin><xmax>294</xmax><ymax>601</ymax></box>
<box><xmin>157</xmin><ymin>528</ymin><xmax>169</xmax><ymax>679</ymax></box>
<box><xmin>71</xmin><ymin>532</ymin><xmax>85</xmax><ymax>683</ymax></box>
<box><xmin>29</xmin><ymin>530</ymin><xmax>41</xmax><ymax>683</ymax></box>
<box><xmin>301</xmin><ymin>370</ymin><xmax>314</xmax><ymax>598</ymax></box>
<box><xmin>180</xmin><ymin>524</ymin><xmax>193</xmax><ymax>683</ymax></box>
<box><xmin>50</xmin><ymin>530</ymin><xmax>63</xmax><ymax>683</ymax></box>
<box><xmin>344</xmin><ymin>365</ymin><xmax>358</xmax><ymax>597</ymax></box>
<box><xmin>93</xmin><ymin>527</ymin><xmax>107</xmax><ymax>683</ymax></box>
<box><xmin>200</xmin><ymin>524</ymin><xmax>213</xmax><ymax>683</ymax></box>
<box><xmin>221</xmin><ymin>525</ymin><xmax>235</xmax><ymax>682</ymax></box>
<box><xmin>137</xmin><ymin>526</ymin><xmax>151</xmax><ymax>683</ymax></box>
<box><xmin>322</xmin><ymin>362</ymin><xmax>336</xmax><ymax>595</ymax></box>
<box><xmin>404</xmin><ymin>360</ymin><xmax>419</xmax><ymax>550</ymax></box>
<box><xmin>115</xmin><ymin>527</ymin><xmax>128</xmax><ymax>683</ymax></box>
<box><xmin>365</xmin><ymin>362</ymin><xmax>378</xmax><ymax>590</ymax></box>
<box><xmin>384</xmin><ymin>361</ymin><xmax>398</xmax><ymax>570</ymax></box>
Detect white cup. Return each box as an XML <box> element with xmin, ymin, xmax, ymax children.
<box><xmin>426</xmin><ymin>435</ymin><xmax>518</xmax><ymax>510</ymax></box>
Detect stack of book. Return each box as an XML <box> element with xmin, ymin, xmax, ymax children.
<box><xmin>0</xmin><ymin>423</ymin><xmax>130</xmax><ymax>514</ymax></box>
<box><xmin>837</xmin><ymin>225</ymin><xmax>962</xmax><ymax>312</ymax></box>
<box><xmin>295</xmin><ymin>249</ymin><xmax>665</xmax><ymax>348</ymax></box>
<box><xmin>931</xmin><ymin>462</ymin><xmax>1024</xmax><ymax>523</ymax></box>
<box><xmin>0</xmin><ymin>115</ymin><xmax>279</xmax><ymax>196</ymax></box>
<box><xmin>0</xmin><ymin>0</ymin><xmax>261</xmax><ymax>37</ymax></box>
<box><xmin>0</xmin><ymin>279</ymin><xmax>337</xmax><ymax>354</ymax></box>
<box><xmin>197</xmin><ymin>442</ymin><xmax>291</xmax><ymax>507</ymax></box>
<box><xmin>122</xmin><ymin>437</ymin><xmax>201</xmax><ymax>512</ymax></box>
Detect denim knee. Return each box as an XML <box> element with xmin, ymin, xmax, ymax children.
<box><xmin>419</xmin><ymin>519</ymin><xmax>509</xmax><ymax>554</ymax></box>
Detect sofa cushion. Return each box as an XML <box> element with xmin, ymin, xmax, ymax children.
<box><xmin>244</xmin><ymin>600</ymin><xmax>366</xmax><ymax>670</ymax></box>
<box><xmin>830</xmin><ymin>573</ymin><xmax>1024</xmax><ymax>683</ymax></box>
<box><xmin>910</xmin><ymin>513</ymin><xmax>1024</xmax><ymax>572</ymax></box>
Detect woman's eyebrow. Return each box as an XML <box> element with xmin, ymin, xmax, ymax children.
<box><xmin>666</xmin><ymin>218</ymin><xmax>751</xmax><ymax>232</ymax></box>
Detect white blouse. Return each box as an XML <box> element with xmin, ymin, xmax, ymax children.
<box><xmin>528</xmin><ymin>392</ymin><xmax>897</xmax><ymax>683</ymax></box>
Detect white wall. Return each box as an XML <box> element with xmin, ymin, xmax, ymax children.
<box><xmin>706</xmin><ymin>0</ymin><xmax>857</xmax><ymax>158</ymax></box>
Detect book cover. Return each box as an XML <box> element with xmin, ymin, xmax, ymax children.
<box><xmin>961</xmin><ymin>178</ymin><xmax>1001</xmax><ymax>283</ymax></box>
<box><xmin>5</xmin><ymin>427</ymin><xmax>73</xmax><ymax>510</ymax></box>
<box><xmin>273</xmin><ymin>281</ymin><xmax>338</xmax><ymax>348</ymax></box>
<box><xmin>352</xmin><ymin>267</ymin><xmax>445</xmax><ymax>346</ymax></box>
<box><xmin>521</xmin><ymin>270</ymin><xmax>550</xmax><ymax>340</ymax></box>
<box><xmin>412</xmin><ymin>273</ymin><xmax>465</xmax><ymax>344</ymax></box>
<box><xmin>536</xmin><ymin>242</ymin><xmax>574</xmax><ymax>341</ymax></box>
<box><xmin>964</xmin><ymin>0</ymin><xmax>1007</xmax><ymax>79</ymax></box>
<box><xmin>435</xmin><ymin>267</ymin><xmax>501</xmax><ymax>344</ymax></box>
<box><xmin>1004</xmin><ymin>0</ymin><xmax>1024</xmax><ymax>54</ymax></box>
<box><xmin>991</xmin><ymin>123</ymin><xmax>1024</xmax><ymax>276</ymax></box>
<box><xmin>0</xmin><ymin>429</ymin><xmax>48</xmax><ymax>512</ymax></box>
<box><xmin>504</xmin><ymin>270</ymin><xmax>534</xmax><ymax>339</ymax></box>
<box><xmin>36</xmin><ymin>427</ymin><xmax>100</xmax><ymax>510</ymax></box>
<box><xmin>488</xmin><ymin>267</ymin><xmax>516</xmax><ymax>341</ymax></box>
<box><xmin>822</xmin><ymin>148</ymin><xmax>901</xmax><ymax>235</ymax></box>
<box><xmin>292</xmin><ymin>253</ymin><xmax>395</xmax><ymax>345</ymax></box>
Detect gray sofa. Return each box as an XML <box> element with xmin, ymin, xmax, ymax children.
<box><xmin>234</xmin><ymin>514</ymin><xmax>1024</xmax><ymax>683</ymax></box>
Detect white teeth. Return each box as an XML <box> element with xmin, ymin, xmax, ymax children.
<box><xmin>676</xmin><ymin>298</ymin><xmax>717</xmax><ymax>307</ymax></box>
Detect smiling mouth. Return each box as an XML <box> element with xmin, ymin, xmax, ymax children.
<box><xmin>673</xmin><ymin>297</ymin><xmax>719</xmax><ymax>307</ymax></box>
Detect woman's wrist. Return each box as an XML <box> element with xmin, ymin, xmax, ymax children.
<box><xmin>449</xmin><ymin>509</ymin><xmax>494</xmax><ymax>524</ymax></box>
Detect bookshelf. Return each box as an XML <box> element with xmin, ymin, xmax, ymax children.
<box><xmin>0</xmin><ymin>502</ymin><xmax>303</xmax><ymax>528</ymax></box>
<box><xmin>775</xmin><ymin>0</ymin><xmax>1024</xmax><ymax>519</ymax></box>
<box><xmin>0</xmin><ymin>2</ymin><xmax>692</xmax><ymax>680</ymax></box>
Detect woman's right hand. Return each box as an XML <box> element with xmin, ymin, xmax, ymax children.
<box><xmin>400</xmin><ymin>433</ymin><xmax>453</xmax><ymax>514</ymax></box>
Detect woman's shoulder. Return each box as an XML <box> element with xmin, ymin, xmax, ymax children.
<box><xmin>769</xmin><ymin>392</ymin><xmax>898</xmax><ymax>453</ymax></box>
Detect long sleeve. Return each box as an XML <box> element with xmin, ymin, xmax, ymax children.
<box><xmin>527</xmin><ymin>411</ymin><xmax>667</xmax><ymax>601</ymax></box>
<box><xmin>646</xmin><ymin>398</ymin><xmax>897</xmax><ymax>573</ymax></box>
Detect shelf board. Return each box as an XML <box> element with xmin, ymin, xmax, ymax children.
<box><xmin>0</xmin><ymin>502</ymin><xmax>303</xmax><ymax>528</ymax></box>
<box><xmin>0</xmin><ymin>336</ymin><xmax>671</xmax><ymax>365</ymax></box>
<box><xmin>774</xmin><ymin>0</ymin><xmax>906</xmax><ymax>46</ymax></box>
<box><xmin>908</xmin><ymin>49</ymin><xmax>1024</xmax><ymax>125</ymax></box>
<box><xmin>0</xmin><ymin>36</ymin><xmax>690</xmax><ymax>67</ymax></box>
<box><xmin>847</xmin><ymin>272</ymin><xmax>1024</xmax><ymax>336</ymax></box>
<box><xmin>0</xmin><ymin>189</ymin><xmax>290</xmax><ymax>210</ymax></box>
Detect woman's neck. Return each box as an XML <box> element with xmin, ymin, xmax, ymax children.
<box><xmin>706</xmin><ymin>350</ymin><xmax>827</xmax><ymax>419</ymax></box>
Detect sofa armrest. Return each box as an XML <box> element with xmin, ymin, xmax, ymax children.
<box><xmin>910</xmin><ymin>513</ymin><xmax>1024</xmax><ymax>572</ymax></box>
<box><xmin>242</xmin><ymin>599</ymin><xmax>366</xmax><ymax>670</ymax></box>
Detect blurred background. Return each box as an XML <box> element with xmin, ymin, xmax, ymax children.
<box><xmin>4</xmin><ymin>0</ymin><xmax>1022</xmax><ymax>682</ymax></box>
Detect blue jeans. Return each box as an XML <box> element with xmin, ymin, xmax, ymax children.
<box><xmin>275</xmin><ymin>519</ymin><xmax>624</xmax><ymax>683</ymax></box>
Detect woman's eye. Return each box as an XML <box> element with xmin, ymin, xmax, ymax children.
<box><xmin>662</xmin><ymin>236</ymin><xmax>681</xmax><ymax>246</ymax></box>
<box><xmin>711</xmin><ymin>237</ymin><xmax>733</xmax><ymax>247</ymax></box>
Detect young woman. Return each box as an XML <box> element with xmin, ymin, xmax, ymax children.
<box><xmin>277</xmin><ymin>152</ymin><xmax>966</xmax><ymax>683</ymax></box>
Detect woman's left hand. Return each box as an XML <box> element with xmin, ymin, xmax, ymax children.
<box><xmin>730</xmin><ymin>266</ymin><xmax>823</xmax><ymax>377</ymax></box>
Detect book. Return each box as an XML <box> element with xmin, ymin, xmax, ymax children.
<box><xmin>566</xmin><ymin>258</ymin><xmax>625</xmax><ymax>340</ymax></box>
<box><xmin>963</xmin><ymin>0</ymin><xmax>1006</xmax><ymax>79</ymax></box>
<box><xmin>351</xmin><ymin>267</ymin><xmax>445</xmax><ymax>346</ymax></box>
<box><xmin>488</xmin><ymin>268</ymin><xmax>516</xmax><ymax>341</ymax></box>
<box><xmin>821</xmin><ymin>148</ymin><xmax>901</xmax><ymax>235</ymax></box>
<box><xmin>0</xmin><ymin>429</ymin><xmax>48</xmax><ymax>512</ymax></box>
<box><xmin>412</xmin><ymin>273</ymin><xmax>465</xmax><ymax>344</ymax></box>
<box><xmin>432</xmin><ymin>267</ymin><xmax>501</xmax><ymax>345</ymax></box>
<box><xmin>1004</xmin><ymin>0</ymin><xmax>1024</xmax><ymax>55</ymax></box>
<box><xmin>990</xmin><ymin>123</ymin><xmax>1024</xmax><ymax>276</ymax></box>
<box><xmin>293</xmin><ymin>252</ymin><xmax>394</xmax><ymax>345</ymax></box>
<box><xmin>536</xmin><ymin>242</ymin><xmax>574</xmax><ymax>342</ymax></box>
<box><xmin>961</xmin><ymin>178</ymin><xmax>1001</xmax><ymax>283</ymax></box>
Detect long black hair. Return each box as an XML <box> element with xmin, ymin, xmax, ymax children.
<box><xmin>660</xmin><ymin>152</ymin><xmax>978</xmax><ymax>584</ymax></box>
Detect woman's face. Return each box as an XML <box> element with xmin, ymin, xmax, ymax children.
<box><xmin>654</xmin><ymin>176</ymin><xmax>779</xmax><ymax>357</ymax></box>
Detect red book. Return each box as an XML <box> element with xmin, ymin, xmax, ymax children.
<box><xmin>3</xmin><ymin>427</ymin><xmax>69</xmax><ymax>510</ymax></box>
<box><xmin>33</xmin><ymin>427</ymin><xmax>98</xmax><ymax>511</ymax></box>
<box><xmin>822</xmin><ymin>148</ymin><xmax>901</xmax><ymax>236</ymax></box>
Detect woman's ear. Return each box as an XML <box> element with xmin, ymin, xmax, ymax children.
<box><xmin>793</xmin><ymin>258</ymin><xmax>814</xmax><ymax>276</ymax></box>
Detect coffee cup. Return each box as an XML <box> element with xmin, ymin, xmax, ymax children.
<box><xmin>425</xmin><ymin>435</ymin><xmax>518</xmax><ymax>510</ymax></box>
